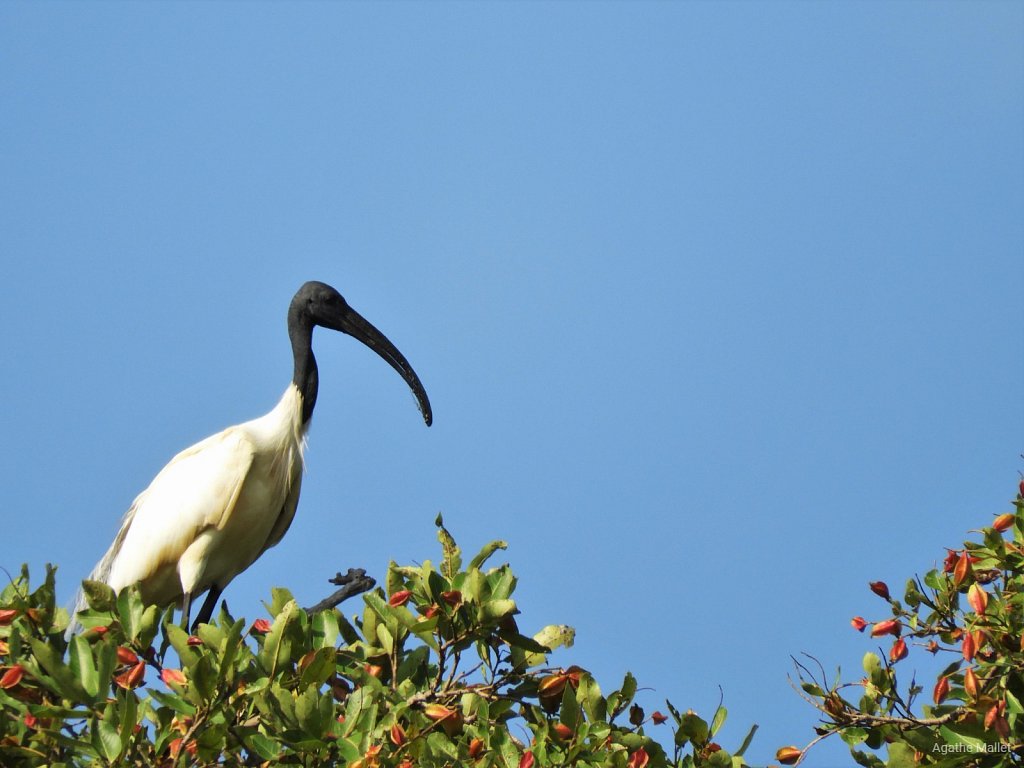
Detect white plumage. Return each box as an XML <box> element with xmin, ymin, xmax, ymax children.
<box><xmin>69</xmin><ymin>281</ymin><xmax>431</xmax><ymax>634</ymax></box>
<box><xmin>91</xmin><ymin>385</ymin><xmax>305</xmax><ymax>610</ymax></box>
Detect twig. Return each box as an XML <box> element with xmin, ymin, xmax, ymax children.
<box><xmin>303</xmin><ymin>569</ymin><xmax>376</xmax><ymax>614</ymax></box>
<box><xmin>788</xmin><ymin>674</ymin><xmax>966</xmax><ymax>728</ymax></box>
<box><xmin>178</xmin><ymin>705</ymin><xmax>210</xmax><ymax>757</ymax></box>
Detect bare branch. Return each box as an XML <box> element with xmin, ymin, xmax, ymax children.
<box><xmin>303</xmin><ymin>568</ymin><xmax>376</xmax><ymax>614</ymax></box>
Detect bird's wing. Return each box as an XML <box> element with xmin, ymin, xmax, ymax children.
<box><xmin>90</xmin><ymin>428</ymin><xmax>256</xmax><ymax>599</ymax></box>
<box><xmin>259</xmin><ymin>462</ymin><xmax>304</xmax><ymax>557</ymax></box>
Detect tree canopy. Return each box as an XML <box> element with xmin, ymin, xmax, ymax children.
<box><xmin>1</xmin><ymin>485</ymin><xmax>1021</xmax><ymax>767</ymax></box>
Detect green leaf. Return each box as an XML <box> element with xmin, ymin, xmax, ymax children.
<box><xmin>923</xmin><ymin>569</ymin><xmax>944</xmax><ymax>591</ymax></box>
<box><xmin>136</xmin><ymin>604</ymin><xmax>162</xmax><ymax>648</ymax></box>
<box><xmin>217</xmin><ymin>617</ymin><xmax>245</xmax><ymax>685</ymax></box>
<box><xmin>28</xmin><ymin>637</ymin><xmax>89</xmax><ymax>701</ymax></box>
<box><xmin>468</xmin><ymin>540</ymin><xmax>509</xmax><ymax>571</ymax></box>
<box><xmin>710</xmin><ymin>704</ymin><xmax>727</xmax><ymax>737</ymax></box>
<box><xmin>427</xmin><ymin>730</ymin><xmax>459</xmax><ymax>758</ymax></box>
<box><xmin>937</xmin><ymin>725</ymin><xmax>988</xmax><ymax>753</ymax></box>
<box><xmin>190</xmin><ymin>654</ymin><xmax>218</xmax><ymax>702</ymax></box>
<box><xmin>396</xmin><ymin>645</ymin><xmax>431</xmax><ymax>683</ymax></box>
<box><xmin>863</xmin><ymin>652</ymin><xmax>881</xmax><ymax>676</ymax></box>
<box><xmin>336</xmin><ymin>611</ymin><xmax>362</xmax><ymax>645</ymax></box>
<box><xmin>618</xmin><ymin>731</ymin><xmax>645</xmax><ymax>749</ymax></box>
<box><xmin>317</xmin><ymin>687</ymin><xmax>335</xmax><ymax>734</ymax></box>
<box><xmin>533</xmin><ymin>624</ymin><xmax>575</xmax><ymax>651</ymax></box>
<box><xmin>80</xmin><ymin>580</ymin><xmax>116</xmax><ymax>612</ymax></box>
<box><xmin>195</xmin><ymin>721</ymin><xmax>227</xmax><ymax>755</ymax></box>
<box><xmin>95</xmin><ymin>719</ymin><xmax>123</xmax><ymax>762</ymax></box>
<box><xmin>680</xmin><ymin>711</ymin><xmax>709</xmax><ymax>745</ymax></box>
<box><xmin>312</xmin><ymin>609</ymin><xmax>340</xmax><ymax>649</ymax></box>
<box><xmin>502</xmin><ymin>631</ymin><xmax>550</xmax><ymax>654</ymax></box>
<box><xmin>360</xmin><ymin>600</ymin><xmax>380</xmax><ymax>650</ymax></box>
<box><xmin>420</xmin><ymin>560</ymin><xmax>438</xmax><ymax>600</ymax></box>
<box><xmin>620</xmin><ymin>671</ymin><xmax>637</xmax><ymax>704</ymax></box>
<box><xmin>734</xmin><ymin>723</ymin><xmax>758</xmax><ymax>757</ymax></box>
<box><xmin>243</xmin><ymin>676</ymin><xmax>271</xmax><ymax>695</ymax></box>
<box><xmin>148</xmin><ymin>689</ymin><xmax>196</xmax><ymax>715</ymax></box>
<box><xmin>363</xmin><ymin>590</ymin><xmax>403</xmax><ymax>639</ymax></box>
<box><xmin>488</xmin><ymin>566</ymin><xmax>517</xmax><ymax>601</ymax></box>
<box><xmin>885</xmin><ymin>742</ymin><xmax>918</xmax><ymax>768</ymax></box>
<box><xmin>664</xmin><ymin>698</ymin><xmax>682</xmax><ymax>724</ymax></box>
<box><xmin>1005</xmin><ymin>688</ymin><xmax>1023</xmax><ymax>715</ymax></box>
<box><xmin>608</xmin><ymin>671</ymin><xmax>637</xmax><ymax>720</ymax></box>
<box><xmin>463</xmin><ymin>568</ymin><xmax>485</xmax><ymax>603</ymax></box>
<box><xmin>577</xmin><ymin>673</ymin><xmax>606</xmax><ymax>722</ymax></box>
<box><xmin>480</xmin><ymin>598</ymin><xmax>517</xmax><ymax>621</ymax></box>
<box><xmin>24</xmin><ymin>702</ymin><xmax>90</xmax><ymax>720</ymax></box>
<box><xmin>522</xmin><ymin>624</ymin><xmax>575</xmax><ymax>667</ymax></box>
<box><xmin>865</xmin><ymin>727</ymin><xmax>885</xmax><ymax>750</ymax></box>
<box><xmin>116</xmin><ymin>690</ymin><xmax>138</xmax><ymax>755</ymax></box>
<box><xmin>801</xmin><ymin>681</ymin><xmax>826</xmax><ymax>697</ymax></box>
<box><xmin>295</xmin><ymin>685</ymin><xmax>323</xmax><ymax>736</ymax></box>
<box><xmin>493</xmin><ymin>727</ymin><xmax>521</xmax><ymax>768</ymax></box>
<box><xmin>938</xmin><ymin>660</ymin><xmax>962</xmax><ymax>678</ymax></box>
<box><xmin>436</xmin><ymin>515</ymin><xmax>462</xmax><ymax>580</ymax></box>
<box><xmin>333</xmin><ymin>736</ymin><xmax>362</xmax><ymax>763</ymax></box>
<box><xmin>164</xmin><ymin>622</ymin><xmax>201</xmax><ymax>669</ymax></box>
<box><xmin>68</xmin><ymin>635</ymin><xmax>99</xmax><ymax>699</ymax></box>
<box><xmin>244</xmin><ymin>732</ymin><xmax>280</xmax><ymax>761</ymax></box>
<box><xmin>840</xmin><ymin>727</ymin><xmax>868</xmax><ymax>746</ymax></box>
<box><xmin>385</xmin><ymin>560</ymin><xmax>406</xmax><ymax>599</ymax></box>
<box><xmin>258</xmin><ymin>599</ymin><xmax>299</xmax><ymax>675</ymax></box>
<box><xmin>93</xmin><ymin>642</ymin><xmax>117</xmax><ymax>700</ymax></box>
<box><xmin>269</xmin><ymin>681</ymin><xmax>298</xmax><ymax>726</ymax></box>
<box><xmin>410</xmin><ymin>617</ymin><xmax>441</xmax><ymax>652</ymax></box>
<box><xmin>196</xmin><ymin>621</ymin><xmax>225</xmax><ymax>649</ymax></box>
<box><xmin>341</xmin><ymin>686</ymin><xmax>378</xmax><ymax>739</ymax></box>
<box><xmin>376</xmin><ymin>622</ymin><xmax>394</xmax><ymax>655</ymax></box>
<box><xmin>116</xmin><ymin>586</ymin><xmax>145</xmax><ymax>640</ymax></box>
<box><xmin>265</xmin><ymin>587</ymin><xmax>296</xmax><ymax>617</ymax></box>
<box><xmin>899</xmin><ymin>727</ymin><xmax>939</xmax><ymax>754</ymax></box>
<box><xmin>560</xmin><ymin>680</ymin><xmax>581</xmax><ymax>730</ymax></box>
<box><xmin>299</xmin><ymin>647</ymin><xmax>337</xmax><ymax>689</ymax></box>
<box><xmin>851</xmin><ymin>748</ymin><xmax>886</xmax><ymax>767</ymax></box>
<box><xmin>94</xmin><ymin>705</ymin><xmax>124</xmax><ymax>762</ymax></box>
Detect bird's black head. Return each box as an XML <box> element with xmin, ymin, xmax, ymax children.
<box><xmin>289</xmin><ymin>281</ymin><xmax>432</xmax><ymax>426</ymax></box>
<box><xmin>291</xmin><ymin>280</ymin><xmax>352</xmax><ymax>332</ymax></box>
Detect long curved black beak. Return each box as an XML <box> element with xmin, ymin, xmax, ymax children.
<box><xmin>339</xmin><ymin>307</ymin><xmax>432</xmax><ymax>427</ymax></box>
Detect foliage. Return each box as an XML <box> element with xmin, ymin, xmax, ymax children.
<box><xmin>779</xmin><ymin>480</ymin><xmax>1024</xmax><ymax>767</ymax></box>
<box><xmin>0</xmin><ymin>516</ymin><xmax>755</xmax><ymax>767</ymax></box>
<box><xmin>8</xmin><ymin>483</ymin><xmax>1022</xmax><ymax>768</ymax></box>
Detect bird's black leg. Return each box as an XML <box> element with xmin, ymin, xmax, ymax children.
<box><xmin>181</xmin><ymin>592</ymin><xmax>193</xmax><ymax>632</ymax></box>
<box><xmin>191</xmin><ymin>585</ymin><xmax>223</xmax><ymax>633</ymax></box>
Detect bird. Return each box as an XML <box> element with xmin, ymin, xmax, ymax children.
<box><xmin>68</xmin><ymin>280</ymin><xmax>431</xmax><ymax>635</ymax></box>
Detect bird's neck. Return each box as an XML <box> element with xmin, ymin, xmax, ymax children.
<box><xmin>288</xmin><ymin>314</ymin><xmax>318</xmax><ymax>424</ymax></box>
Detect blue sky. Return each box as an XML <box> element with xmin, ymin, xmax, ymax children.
<box><xmin>2</xmin><ymin>2</ymin><xmax>1021</xmax><ymax>765</ymax></box>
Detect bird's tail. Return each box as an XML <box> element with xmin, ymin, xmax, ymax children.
<box><xmin>65</xmin><ymin>513</ymin><xmax>132</xmax><ymax>640</ymax></box>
